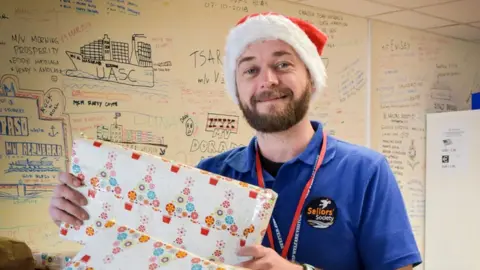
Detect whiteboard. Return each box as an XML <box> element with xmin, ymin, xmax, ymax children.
<box><xmin>370</xmin><ymin>20</ymin><xmax>480</xmax><ymax>269</ymax></box>
<box><xmin>425</xmin><ymin>110</ymin><xmax>480</xmax><ymax>270</ymax></box>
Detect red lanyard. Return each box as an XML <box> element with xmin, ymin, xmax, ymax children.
<box><xmin>255</xmin><ymin>131</ymin><xmax>327</xmax><ymax>259</ymax></box>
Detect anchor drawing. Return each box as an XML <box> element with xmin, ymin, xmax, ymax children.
<box><xmin>48</xmin><ymin>125</ymin><xmax>59</xmax><ymax>137</ymax></box>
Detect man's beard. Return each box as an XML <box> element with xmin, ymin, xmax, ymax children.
<box><xmin>237</xmin><ymin>85</ymin><xmax>311</xmax><ymax>133</ymax></box>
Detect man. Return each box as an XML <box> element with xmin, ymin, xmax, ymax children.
<box><xmin>49</xmin><ymin>12</ymin><xmax>422</xmax><ymax>270</ymax></box>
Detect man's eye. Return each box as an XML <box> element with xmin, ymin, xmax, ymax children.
<box><xmin>277</xmin><ymin>62</ymin><xmax>291</xmax><ymax>69</ymax></box>
<box><xmin>244</xmin><ymin>68</ymin><xmax>257</xmax><ymax>75</ymax></box>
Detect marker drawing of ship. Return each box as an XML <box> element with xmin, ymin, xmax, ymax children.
<box><xmin>65</xmin><ymin>34</ymin><xmax>154</xmax><ymax>87</ymax></box>
<box><xmin>4</xmin><ymin>157</ymin><xmax>61</xmax><ymax>173</ymax></box>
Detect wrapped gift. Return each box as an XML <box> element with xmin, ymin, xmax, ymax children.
<box><xmin>60</xmin><ymin>138</ymin><xmax>277</xmax><ymax>266</ymax></box>
<box><xmin>33</xmin><ymin>252</ymin><xmax>74</xmax><ymax>270</ymax></box>
<box><xmin>64</xmin><ymin>221</ymin><xmax>245</xmax><ymax>270</ymax></box>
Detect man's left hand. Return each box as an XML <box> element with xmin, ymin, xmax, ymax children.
<box><xmin>236</xmin><ymin>245</ymin><xmax>303</xmax><ymax>270</ymax></box>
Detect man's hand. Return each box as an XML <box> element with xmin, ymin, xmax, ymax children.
<box><xmin>48</xmin><ymin>172</ymin><xmax>89</xmax><ymax>227</ymax></box>
<box><xmin>236</xmin><ymin>245</ymin><xmax>303</xmax><ymax>270</ymax></box>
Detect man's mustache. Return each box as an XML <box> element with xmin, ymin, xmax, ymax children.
<box><xmin>252</xmin><ymin>88</ymin><xmax>293</xmax><ymax>103</ymax></box>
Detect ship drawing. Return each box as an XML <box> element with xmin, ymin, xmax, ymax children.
<box><xmin>4</xmin><ymin>157</ymin><xmax>61</xmax><ymax>173</ymax></box>
<box><xmin>65</xmin><ymin>34</ymin><xmax>154</xmax><ymax>87</ymax></box>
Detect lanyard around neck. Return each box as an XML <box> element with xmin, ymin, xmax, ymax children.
<box><xmin>255</xmin><ymin>131</ymin><xmax>327</xmax><ymax>261</ymax></box>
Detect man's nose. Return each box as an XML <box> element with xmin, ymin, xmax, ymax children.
<box><xmin>259</xmin><ymin>68</ymin><xmax>279</xmax><ymax>89</ymax></box>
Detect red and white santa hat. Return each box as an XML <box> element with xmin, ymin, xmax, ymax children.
<box><xmin>224</xmin><ymin>12</ymin><xmax>328</xmax><ymax>104</ymax></box>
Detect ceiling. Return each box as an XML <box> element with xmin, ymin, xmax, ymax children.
<box><xmin>286</xmin><ymin>0</ymin><xmax>480</xmax><ymax>43</ymax></box>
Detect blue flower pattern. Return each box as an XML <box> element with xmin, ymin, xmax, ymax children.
<box><xmin>186</xmin><ymin>203</ymin><xmax>195</xmax><ymax>212</ymax></box>
<box><xmin>117</xmin><ymin>232</ymin><xmax>127</xmax><ymax>241</ymax></box>
<box><xmin>147</xmin><ymin>191</ymin><xmax>156</xmax><ymax>200</ymax></box>
<box><xmin>225</xmin><ymin>215</ymin><xmax>234</xmax><ymax>225</ymax></box>
<box><xmin>191</xmin><ymin>264</ymin><xmax>203</xmax><ymax>270</ymax></box>
<box><xmin>109</xmin><ymin>178</ymin><xmax>117</xmax><ymax>186</ymax></box>
<box><xmin>72</xmin><ymin>165</ymin><xmax>80</xmax><ymax>173</ymax></box>
<box><xmin>153</xmin><ymin>248</ymin><xmax>164</xmax><ymax>256</ymax></box>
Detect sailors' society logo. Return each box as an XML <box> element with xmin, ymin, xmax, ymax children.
<box><xmin>304</xmin><ymin>197</ymin><xmax>337</xmax><ymax>229</ymax></box>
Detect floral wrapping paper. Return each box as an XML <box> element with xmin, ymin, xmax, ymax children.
<box><xmin>64</xmin><ymin>221</ymin><xmax>246</xmax><ymax>270</ymax></box>
<box><xmin>59</xmin><ymin>138</ymin><xmax>277</xmax><ymax>266</ymax></box>
<box><xmin>33</xmin><ymin>252</ymin><xmax>74</xmax><ymax>269</ymax></box>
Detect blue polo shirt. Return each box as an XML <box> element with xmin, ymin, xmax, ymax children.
<box><xmin>197</xmin><ymin>121</ymin><xmax>422</xmax><ymax>270</ymax></box>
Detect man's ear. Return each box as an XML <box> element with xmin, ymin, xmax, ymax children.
<box><xmin>307</xmin><ymin>70</ymin><xmax>315</xmax><ymax>90</ymax></box>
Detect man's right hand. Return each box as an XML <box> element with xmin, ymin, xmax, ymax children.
<box><xmin>49</xmin><ymin>172</ymin><xmax>89</xmax><ymax>227</ymax></box>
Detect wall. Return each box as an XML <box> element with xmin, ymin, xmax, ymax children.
<box><xmin>370</xmin><ymin>21</ymin><xmax>480</xmax><ymax>266</ymax></box>
<box><xmin>0</xmin><ymin>0</ymin><xmax>478</xmax><ymax>266</ymax></box>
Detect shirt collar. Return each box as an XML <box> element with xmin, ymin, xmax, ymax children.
<box><xmin>225</xmin><ymin>120</ymin><xmax>337</xmax><ymax>174</ymax></box>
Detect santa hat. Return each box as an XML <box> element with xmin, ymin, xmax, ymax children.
<box><xmin>224</xmin><ymin>12</ymin><xmax>328</xmax><ymax>104</ymax></box>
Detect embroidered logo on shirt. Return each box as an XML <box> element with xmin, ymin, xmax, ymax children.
<box><xmin>304</xmin><ymin>197</ymin><xmax>337</xmax><ymax>229</ymax></box>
